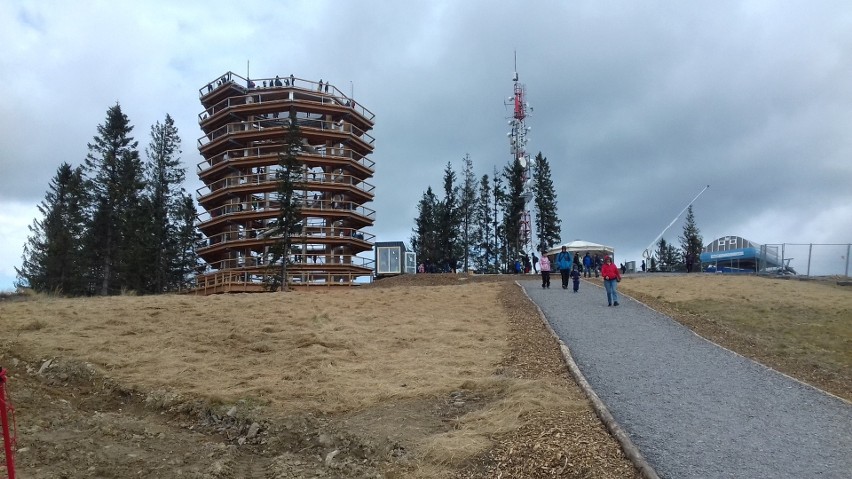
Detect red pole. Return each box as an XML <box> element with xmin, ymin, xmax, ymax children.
<box><xmin>0</xmin><ymin>368</ymin><xmax>15</xmax><ymax>479</ymax></box>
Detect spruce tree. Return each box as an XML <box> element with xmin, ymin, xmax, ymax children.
<box><xmin>655</xmin><ymin>238</ymin><xmax>669</xmax><ymax>271</ymax></box>
<box><xmin>144</xmin><ymin>114</ymin><xmax>186</xmax><ymax>292</ymax></box>
<box><xmin>502</xmin><ymin>157</ymin><xmax>526</xmax><ymax>262</ymax></box>
<box><xmin>171</xmin><ymin>193</ymin><xmax>198</xmax><ymax>291</ymax></box>
<box><xmin>532</xmin><ymin>152</ymin><xmax>561</xmax><ymax>253</ymax></box>
<box><xmin>458</xmin><ymin>154</ymin><xmax>477</xmax><ymax>272</ymax></box>
<box><xmin>655</xmin><ymin>237</ymin><xmax>682</xmax><ymax>272</ymax></box>
<box><xmin>678</xmin><ymin>205</ymin><xmax>704</xmax><ymax>272</ymax></box>
<box><xmin>16</xmin><ymin>163</ymin><xmax>87</xmax><ymax>294</ymax></box>
<box><xmin>83</xmin><ymin>103</ymin><xmax>144</xmax><ymax>295</ymax></box>
<box><xmin>411</xmin><ymin>187</ymin><xmax>439</xmax><ymax>270</ymax></box>
<box><xmin>473</xmin><ymin>174</ymin><xmax>495</xmax><ymax>273</ymax></box>
<box><xmin>266</xmin><ymin>111</ymin><xmax>304</xmax><ymax>291</ymax></box>
<box><xmin>491</xmin><ymin>167</ymin><xmax>505</xmax><ymax>272</ymax></box>
<box><xmin>666</xmin><ymin>243</ymin><xmax>682</xmax><ymax>271</ymax></box>
<box><xmin>437</xmin><ymin>162</ymin><xmax>460</xmax><ymax>272</ymax></box>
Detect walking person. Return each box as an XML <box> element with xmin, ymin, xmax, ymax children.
<box><xmin>601</xmin><ymin>255</ymin><xmax>621</xmax><ymax>306</ymax></box>
<box><xmin>571</xmin><ymin>266</ymin><xmax>581</xmax><ymax>293</ymax></box>
<box><xmin>583</xmin><ymin>252</ymin><xmax>592</xmax><ymax>278</ymax></box>
<box><xmin>539</xmin><ymin>251</ymin><xmax>551</xmax><ymax>288</ymax></box>
<box><xmin>556</xmin><ymin>246</ymin><xmax>574</xmax><ymax>290</ymax></box>
<box><xmin>685</xmin><ymin>252</ymin><xmax>695</xmax><ymax>273</ymax></box>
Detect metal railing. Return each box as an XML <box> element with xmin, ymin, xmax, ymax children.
<box><xmin>759</xmin><ymin>243</ymin><xmax>851</xmax><ymax>278</ymax></box>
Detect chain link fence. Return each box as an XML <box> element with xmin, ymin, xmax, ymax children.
<box><xmin>759</xmin><ymin>243</ymin><xmax>851</xmax><ymax>278</ymax></box>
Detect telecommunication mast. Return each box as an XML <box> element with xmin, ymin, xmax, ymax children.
<box><xmin>506</xmin><ymin>53</ymin><xmax>533</xmax><ymax>255</ymax></box>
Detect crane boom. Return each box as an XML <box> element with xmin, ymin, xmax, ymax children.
<box><xmin>642</xmin><ymin>185</ymin><xmax>710</xmax><ymax>260</ymax></box>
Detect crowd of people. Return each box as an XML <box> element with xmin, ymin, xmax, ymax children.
<box><xmin>413</xmin><ymin>247</ymin><xmax>633</xmax><ymax>307</ymax></box>
<box><xmin>540</xmin><ymin>246</ymin><xmax>621</xmax><ymax>306</ymax></box>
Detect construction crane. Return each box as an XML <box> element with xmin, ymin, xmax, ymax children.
<box><xmin>642</xmin><ymin>185</ymin><xmax>710</xmax><ymax>262</ymax></box>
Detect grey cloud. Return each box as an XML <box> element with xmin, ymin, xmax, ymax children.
<box><xmin>1</xmin><ymin>0</ymin><xmax>850</xmax><ymax>289</ymax></box>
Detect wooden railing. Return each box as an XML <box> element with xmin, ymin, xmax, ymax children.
<box><xmin>191</xmin><ymin>268</ymin><xmax>372</xmax><ymax>295</ymax></box>
<box><xmin>198</xmin><ymin>72</ymin><xmax>375</xmax><ymax>121</ymax></box>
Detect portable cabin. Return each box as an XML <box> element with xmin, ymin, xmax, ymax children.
<box><xmin>375</xmin><ymin>242</ymin><xmax>416</xmax><ymax>278</ymax></box>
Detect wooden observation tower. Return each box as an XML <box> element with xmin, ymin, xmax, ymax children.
<box><xmin>194</xmin><ymin>72</ymin><xmax>376</xmax><ymax>294</ymax></box>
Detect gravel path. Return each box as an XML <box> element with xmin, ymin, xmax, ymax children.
<box><xmin>520</xmin><ymin>278</ymin><xmax>852</xmax><ymax>479</ymax></box>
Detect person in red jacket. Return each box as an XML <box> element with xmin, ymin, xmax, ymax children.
<box><xmin>600</xmin><ymin>255</ymin><xmax>622</xmax><ymax>306</ymax></box>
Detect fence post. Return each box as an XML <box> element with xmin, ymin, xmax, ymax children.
<box><xmin>781</xmin><ymin>244</ymin><xmax>786</xmax><ymax>273</ymax></box>
<box><xmin>0</xmin><ymin>368</ymin><xmax>16</xmax><ymax>479</ymax></box>
<box><xmin>807</xmin><ymin>243</ymin><xmax>813</xmax><ymax>277</ymax></box>
<box><xmin>846</xmin><ymin>244</ymin><xmax>851</xmax><ymax>278</ymax></box>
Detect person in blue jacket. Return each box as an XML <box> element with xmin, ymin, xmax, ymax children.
<box><xmin>555</xmin><ymin>246</ymin><xmax>574</xmax><ymax>290</ymax></box>
<box><xmin>583</xmin><ymin>252</ymin><xmax>593</xmax><ymax>278</ymax></box>
<box><xmin>571</xmin><ymin>266</ymin><xmax>581</xmax><ymax>292</ymax></box>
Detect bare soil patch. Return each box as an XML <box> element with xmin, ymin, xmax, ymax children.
<box><xmin>1</xmin><ymin>274</ymin><xmax>636</xmax><ymax>478</ymax></box>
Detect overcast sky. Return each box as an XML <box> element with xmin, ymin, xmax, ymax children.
<box><xmin>2</xmin><ymin>0</ymin><xmax>851</xmax><ymax>289</ymax></box>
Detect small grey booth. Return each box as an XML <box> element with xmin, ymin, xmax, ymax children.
<box><xmin>375</xmin><ymin>242</ymin><xmax>417</xmax><ymax>278</ymax></box>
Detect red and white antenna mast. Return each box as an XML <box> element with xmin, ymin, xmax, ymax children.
<box><xmin>506</xmin><ymin>52</ymin><xmax>533</xmax><ymax>255</ymax></box>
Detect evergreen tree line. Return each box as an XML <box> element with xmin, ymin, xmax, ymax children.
<box><xmin>16</xmin><ymin>103</ymin><xmax>197</xmax><ymax>295</ymax></box>
<box><xmin>648</xmin><ymin>205</ymin><xmax>704</xmax><ymax>272</ymax></box>
<box><xmin>411</xmin><ymin>152</ymin><xmax>561</xmax><ymax>273</ymax></box>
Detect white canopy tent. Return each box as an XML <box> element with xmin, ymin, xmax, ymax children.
<box><xmin>544</xmin><ymin>240</ymin><xmax>614</xmax><ymax>260</ymax></box>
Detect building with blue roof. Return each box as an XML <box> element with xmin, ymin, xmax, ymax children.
<box><xmin>700</xmin><ymin>235</ymin><xmax>784</xmax><ymax>273</ymax></box>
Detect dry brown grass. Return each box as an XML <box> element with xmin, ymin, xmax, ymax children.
<box><xmin>617</xmin><ymin>274</ymin><xmax>852</xmax><ymax>401</ymax></box>
<box><xmin>1</xmin><ymin>278</ymin><xmax>635</xmax><ymax>477</ymax></box>
<box><xmin>2</xmin><ymin>285</ymin><xmax>508</xmax><ymax>415</ymax></box>
<box><xmin>5</xmin><ymin>273</ymin><xmax>847</xmax><ymax>477</ymax></box>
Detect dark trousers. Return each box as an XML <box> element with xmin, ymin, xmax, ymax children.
<box><xmin>541</xmin><ymin>271</ymin><xmax>550</xmax><ymax>288</ymax></box>
<box><xmin>561</xmin><ymin>270</ymin><xmax>570</xmax><ymax>288</ymax></box>
<box><xmin>573</xmin><ymin>280</ymin><xmax>580</xmax><ymax>292</ymax></box>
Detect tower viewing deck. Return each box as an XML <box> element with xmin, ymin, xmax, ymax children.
<box><xmin>193</xmin><ymin>71</ymin><xmax>376</xmax><ymax>294</ymax></box>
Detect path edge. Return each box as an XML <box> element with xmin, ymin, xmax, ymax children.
<box><xmin>515</xmin><ymin>281</ymin><xmax>661</xmax><ymax>479</ymax></box>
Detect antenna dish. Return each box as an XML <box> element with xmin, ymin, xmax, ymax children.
<box><xmin>519</xmin><ymin>156</ymin><xmax>527</xmax><ymax>167</ymax></box>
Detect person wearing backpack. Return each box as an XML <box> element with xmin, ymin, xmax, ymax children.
<box><xmin>555</xmin><ymin>246</ymin><xmax>574</xmax><ymax>290</ymax></box>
